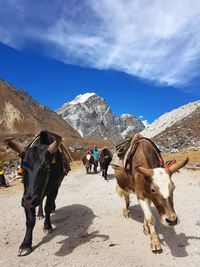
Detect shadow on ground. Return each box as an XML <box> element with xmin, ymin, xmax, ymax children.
<box><xmin>34</xmin><ymin>204</ymin><xmax>109</xmax><ymax>256</ymax></box>
<box><xmin>128</xmin><ymin>204</ymin><xmax>200</xmax><ymax>257</ymax></box>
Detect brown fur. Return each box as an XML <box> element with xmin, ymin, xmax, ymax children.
<box><xmin>115</xmin><ymin>138</ymin><xmax>163</xmax><ymax>200</ymax></box>
<box><xmin>82</xmin><ymin>152</ymin><xmax>95</xmax><ymax>174</ymax></box>
<box><xmin>114</xmin><ymin>137</ymin><xmax>185</xmax><ymax>253</ymax></box>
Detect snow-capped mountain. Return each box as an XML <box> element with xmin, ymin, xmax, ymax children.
<box><xmin>57</xmin><ymin>93</ymin><xmax>144</xmax><ymax>142</ymax></box>
<box><xmin>141</xmin><ymin>100</ymin><xmax>200</xmax><ymax>151</ymax></box>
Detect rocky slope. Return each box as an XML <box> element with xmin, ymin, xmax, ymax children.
<box><xmin>0</xmin><ymin>79</ymin><xmax>82</xmax><ymax>160</ymax></box>
<box><xmin>0</xmin><ymin>80</ymin><xmax>115</xmax><ymax>161</ymax></box>
<box><xmin>0</xmin><ymin>79</ymin><xmax>81</xmax><ymax>139</ymax></box>
<box><xmin>141</xmin><ymin>101</ymin><xmax>200</xmax><ymax>152</ymax></box>
<box><xmin>116</xmin><ymin>114</ymin><xmax>145</xmax><ymax>138</ymax></box>
<box><xmin>57</xmin><ymin>93</ymin><xmax>144</xmax><ymax>142</ymax></box>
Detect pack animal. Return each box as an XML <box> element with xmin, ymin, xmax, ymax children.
<box><xmin>82</xmin><ymin>152</ymin><xmax>94</xmax><ymax>174</ymax></box>
<box><xmin>99</xmin><ymin>148</ymin><xmax>113</xmax><ymax>180</ymax></box>
<box><xmin>5</xmin><ymin>131</ymin><xmax>67</xmax><ymax>256</ymax></box>
<box><xmin>113</xmin><ymin>137</ymin><xmax>189</xmax><ymax>253</ymax></box>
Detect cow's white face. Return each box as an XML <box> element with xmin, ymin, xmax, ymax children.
<box><xmin>151</xmin><ymin>168</ymin><xmax>178</xmax><ymax>227</ymax></box>
<box><xmin>86</xmin><ymin>154</ymin><xmax>91</xmax><ymax>161</ymax></box>
<box><xmin>152</xmin><ymin>168</ymin><xmax>172</xmax><ymax>199</ymax></box>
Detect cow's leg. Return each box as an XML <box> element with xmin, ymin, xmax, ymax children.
<box><xmin>89</xmin><ymin>164</ymin><xmax>92</xmax><ymax>173</ymax></box>
<box><xmin>43</xmin><ymin>190</ymin><xmax>58</xmax><ymax>234</ymax></box>
<box><xmin>37</xmin><ymin>201</ymin><xmax>44</xmax><ymax>219</ymax></box>
<box><xmin>123</xmin><ymin>194</ymin><xmax>130</xmax><ymax>218</ymax></box>
<box><xmin>116</xmin><ymin>184</ymin><xmax>130</xmax><ymax>218</ymax></box>
<box><xmin>18</xmin><ymin>208</ymin><xmax>36</xmax><ymax>256</ymax></box>
<box><xmin>51</xmin><ymin>201</ymin><xmax>56</xmax><ymax>213</ymax></box>
<box><xmin>138</xmin><ymin>199</ymin><xmax>162</xmax><ymax>253</ymax></box>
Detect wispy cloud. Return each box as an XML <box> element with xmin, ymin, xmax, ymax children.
<box><xmin>0</xmin><ymin>0</ymin><xmax>200</xmax><ymax>86</ymax></box>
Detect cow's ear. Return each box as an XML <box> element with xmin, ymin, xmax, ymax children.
<box><xmin>134</xmin><ymin>166</ymin><xmax>154</xmax><ymax>177</ymax></box>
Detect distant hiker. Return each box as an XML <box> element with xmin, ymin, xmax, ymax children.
<box><xmin>92</xmin><ymin>145</ymin><xmax>99</xmax><ymax>173</ymax></box>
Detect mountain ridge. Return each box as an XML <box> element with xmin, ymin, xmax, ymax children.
<box><xmin>141</xmin><ymin>100</ymin><xmax>200</xmax><ymax>152</ymax></box>
<box><xmin>57</xmin><ymin>93</ymin><xmax>145</xmax><ymax>142</ymax></box>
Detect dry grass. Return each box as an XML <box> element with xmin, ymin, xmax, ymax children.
<box><xmin>163</xmin><ymin>151</ymin><xmax>200</xmax><ymax>165</ymax></box>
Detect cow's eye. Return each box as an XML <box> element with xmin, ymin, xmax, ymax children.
<box><xmin>151</xmin><ymin>187</ymin><xmax>156</xmax><ymax>194</ymax></box>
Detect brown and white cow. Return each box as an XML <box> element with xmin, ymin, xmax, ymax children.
<box><xmin>113</xmin><ymin>137</ymin><xmax>189</xmax><ymax>253</ymax></box>
<box><xmin>82</xmin><ymin>151</ymin><xmax>95</xmax><ymax>174</ymax></box>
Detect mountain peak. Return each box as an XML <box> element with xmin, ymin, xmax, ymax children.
<box><xmin>69</xmin><ymin>92</ymin><xmax>96</xmax><ymax>105</ymax></box>
<box><xmin>57</xmin><ymin>93</ymin><xmax>144</xmax><ymax>142</ymax></box>
<box><xmin>120</xmin><ymin>114</ymin><xmax>136</xmax><ymax>119</ymax></box>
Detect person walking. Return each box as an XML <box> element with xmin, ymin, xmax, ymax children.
<box><xmin>92</xmin><ymin>145</ymin><xmax>99</xmax><ymax>173</ymax></box>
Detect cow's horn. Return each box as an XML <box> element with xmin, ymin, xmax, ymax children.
<box><xmin>4</xmin><ymin>138</ymin><xmax>25</xmax><ymax>156</ymax></box>
<box><xmin>168</xmin><ymin>157</ymin><xmax>189</xmax><ymax>174</ymax></box>
<box><xmin>47</xmin><ymin>137</ymin><xmax>62</xmax><ymax>154</ymax></box>
<box><xmin>134</xmin><ymin>166</ymin><xmax>154</xmax><ymax>177</ymax></box>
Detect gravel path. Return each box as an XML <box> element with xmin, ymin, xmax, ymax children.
<box><xmin>0</xmin><ymin>163</ymin><xmax>200</xmax><ymax>267</ymax></box>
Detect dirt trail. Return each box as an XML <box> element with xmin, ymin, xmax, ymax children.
<box><xmin>0</xmin><ymin>163</ymin><xmax>200</xmax><ymax>267</ymax></box>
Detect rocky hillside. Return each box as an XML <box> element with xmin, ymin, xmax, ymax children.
<box><xmin>116</xmin><ymin>114</ymin><xmax>145</xmax><ymax>138</ymax></box>
<box><xmin>0</xmin><ymin>79</ymin><xmax>81</xmax><ymax>139</ymax></box>
<box><xmin>141</xmin><ymin>101</ymin><xmax>200</xmax><ymax>152</ymax></box>
<box><xmin>57</xmin><ymin>93</ymin><xmax>144</xmax><ymax>142</ymax></box>
<box><xmin>0</xmin><ymin>80</ymin><xmax>115</xmax><ymax>161</ymax></box>
<box><xmin>0</xmin><ymin>79</ymin><xmax>82</xmax><ymax>160</ymax></box>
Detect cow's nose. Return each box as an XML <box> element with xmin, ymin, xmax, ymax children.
<box><xmin>166</xmin><ymin>217</ymin><xmax>178</xmax><ymax>226</ymax></box>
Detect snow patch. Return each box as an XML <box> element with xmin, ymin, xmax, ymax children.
<box><xmin>120</xmin><ymin>114</ymin><xmax>133</xmax><ymax>118</ymax></box>
<box><xmin>77</xmin><ymin>128</ymin><xmax>83</xmax><ymax>137</ymax></box>
<box><xmin>142</xmin><ymin>120</ymin><xmax>149</xmax><ymax>128</ymax></box>
<box><xmin>69</xmin><ymin>93</ymin><xmax>95</xmax><ymax>105</ymax></box>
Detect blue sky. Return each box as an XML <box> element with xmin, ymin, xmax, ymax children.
<box><xmin>0</xmin><ymin>0</ymin><xmax>200</xmax><ymax>124</ymax></box>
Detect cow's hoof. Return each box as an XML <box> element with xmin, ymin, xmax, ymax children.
<box><xmin>44</xmin><ymin>228</ymin><xmax>53</xmax><ymax>234</ymax></box>
<box><xmin>150</xmin><ymin>233</ymin><xmax>162</xmax><ymax>253</ymax></box>
<box><xmin>37</xmin><ymin>215</ymin><xmax>45</xmax><ymax>220</ymax></box>
<box><xmin>18</xmin><ymin>247</ymin><xmax>32</xmax><ymax>256</ymax></box>
<box><xmin>123</xmin><ymin>208</ymin><xmax>129</xmax><ymax>218</ymax></box>
<box><xmin>152</xmin><ymin>247</ymin><xmax>163</xmax><ymax>254</ymax></box>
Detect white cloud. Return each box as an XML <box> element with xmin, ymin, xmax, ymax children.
<box><xmin>0</xmin><ymin>0</ymin><xmax>200</xmax><ymax>86</ymax></box>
